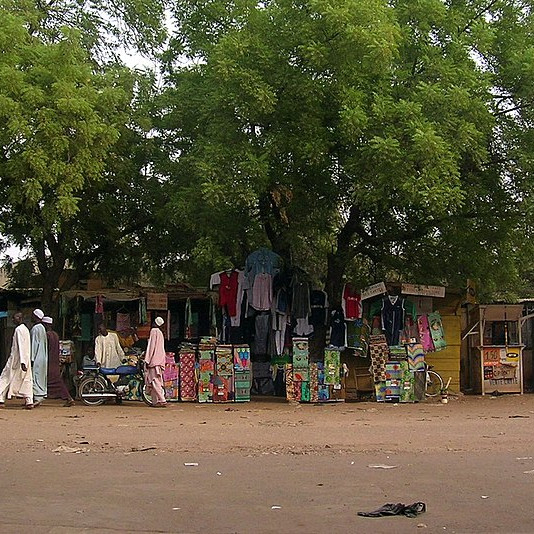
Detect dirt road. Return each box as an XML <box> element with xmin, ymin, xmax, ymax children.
<box><xmin>1</xmin><ymin>395</ymin><xmax>533</xmax><ymax>533</ymax></box>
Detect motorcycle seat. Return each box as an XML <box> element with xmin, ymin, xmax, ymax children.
<box><xmin>99</xmin><ymin>367</ymin><xmax>117</xmax><ymax>375</ymax></box>
<box><xmin>115</xmin><ymin>365</ymin><xmax>138</xmax><ymax>375</ymax></box>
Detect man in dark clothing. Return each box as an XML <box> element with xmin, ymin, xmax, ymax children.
<box><xmin>42</xmin><ymin>317</ymin><xmax>75</xmax><ymax>407</ymax></box>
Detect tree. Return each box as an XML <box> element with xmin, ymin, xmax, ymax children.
<box><xmin>0</xmin><ymin>2</ymin><xmax>169</xmax><ymax>310</ymax></box>
<box><xmin>161</xmin><ymin>0</ymin><xmax>534</xmax><ymax>302</ymax></box>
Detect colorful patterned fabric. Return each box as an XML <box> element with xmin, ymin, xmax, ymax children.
<box><xmin>179</xmin><ymin>349</ymin><xmax>197</xmax><ymax>401</ymax></box>
<box><xmin>406</xmin><ymin>343</ymin><xmax>425</xmax><ymax>371</ymax></box>
<box><xmin>374</xmin><ymin>381</ymin><xmax>386</xmax><ymax>402</ymax></box>
<box><xmin>233</xmin><ymin>345</ymin><xmax>251</xmax><ymax>371</ymax></box>
<box><xmin>292</xmin><ymin>338</ymin><xmax>309</xmax><ymax>368</ymax></box>
<box><xmin>318</xmin><ymin>384</ymin><xmax>330</xmax><ymax>401</ymax></box>
<box><xmin>369</xmin><ymin>337</ymin><xmax>388</xmax><ymax>383</ymax></box>
<box><xmin>417</xmin><ymin>315</ymin><xmax>435</xmax><ymax>353</ymax></box>
<box><xmin>310</xmin><ymin>363</ymin><xmax>319</xmax><ymax>403</ymax></box>
<box><xmin>293</xmin><ymin>367</ymin><xmax>309</xmax><ymax>382</ymax></box>
<box><xmin>285</xmin><ymin>364</ymin><xmax>296</xmax><ymax>401</ymax></box>
<box><xmin>212</xmin><ymin>375</ymin><xmax>232</xmax><ymax>402</ymax></box>
<box><xmin>324</xmin><ymin>348</ymin><xmax>341</xmax><ymax>386</ymax></box>
<box><xmin>163</xmin><ymin>352</ymin><xmax>179</xmax><ymax>401</ymax></box>
<box><xmin>399</xmin><ymin>360</ymin><xmax>415</xmax><ymax>403</ymax></box>
<box><xmin>389</xmin><ymin>345</ymin><xmax>407</xmax><ymax>360</ymax></box>
<box><xmin>301</xmin><ymin>381</ymin><xmax>311</xmax><ymax>402</ymax></box>
<box><xmin>215</xmin><ymin>346</ymin><xmax>233</xmax><ymax>375</ymax></box>
<box><xmin>428</xmin><ymin>311</ymin><xmax>447</xmax><ymax>352</ymax></box>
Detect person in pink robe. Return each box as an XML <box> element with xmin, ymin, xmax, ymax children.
<box><xmin>144</xmin><ymin>316</ymin><xmax>167</xmax><ymax>407</ymax></box>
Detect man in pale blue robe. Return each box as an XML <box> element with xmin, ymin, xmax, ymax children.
<box><xmin>31</xmin><ymin>308</ymin><xmax>48</xmax><ymax>406</ymax></box>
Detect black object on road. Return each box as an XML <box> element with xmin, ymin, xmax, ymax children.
<box><xmin>358</xmin><ymin>502</ymin><xmax>426</xmax><ymax>518</ymax></box>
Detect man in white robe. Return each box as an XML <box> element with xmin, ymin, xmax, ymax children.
<box><xmin>0</xmin><ymin>312</ymin><xmax>34</xmax><ymax>409</ymax></box>
<box><xmin>31</xmin><ymin>308</ymin><xmax>48</xmax><ymax>406</ymax></box>
<box><xmin>95</xmin><ymin>323</ymin><xmax>124</xmax><ymax>368</ymax></box>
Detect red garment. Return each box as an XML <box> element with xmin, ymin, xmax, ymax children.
<box><xmin>218</xmin><ymin>270</ymin><xmax>240</xmax><ymax>317</ymax></box>
<box><xmin>343</xmin><ymin>283</ymin><xmax>362</xmax><ymax>319</ymax></box>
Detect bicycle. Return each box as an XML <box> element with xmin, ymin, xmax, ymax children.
<box><xmin>424</xmin><ymin>363</ymin><xmax>444</xmax><ymax>397</ymax></box>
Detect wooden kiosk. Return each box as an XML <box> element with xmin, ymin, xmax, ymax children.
<box><xmin>465</xmin><ymin>304</ymin><xmax>524</xmax><ymax>394</ymax></box>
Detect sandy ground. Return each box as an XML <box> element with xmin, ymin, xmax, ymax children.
<box><xmin>1</xmin><ymin>394</ymin><xmax>534</xmax><ymax>533</ymax></box>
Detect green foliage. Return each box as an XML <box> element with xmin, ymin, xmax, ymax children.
<box><xmin>156</xmin><ymin>0</ymin><xmax>534</xmax><ymax>300</ymax></box>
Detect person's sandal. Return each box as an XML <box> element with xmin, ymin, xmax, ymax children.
<box><xmin>63</xmin><ymin>399</ymin><xmax>75</xmax><ymax>407</ymax></box>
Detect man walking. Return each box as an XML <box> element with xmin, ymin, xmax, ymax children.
<box><xmin>144</xmin><ymin>316</ymin><xmax>167</xmax><ymax>407</ymax></box>
<box><xmin>42</xmin><ymin>317</ymin><xmax>75</xmax><ymax>407</ymax></box>
<box><xmin>31</xmin><ymin>308</ymin><xmax>48</xmax><ymax>407</ymax></box>
<box><xmin>0</xmin><ymin>312</ymin><xmax>33</xmax><ymax>409</ymax></box>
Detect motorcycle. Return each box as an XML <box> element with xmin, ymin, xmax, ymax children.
<box><xmin>77</xmin><ymin>357</ymin><xmax>154</xmax><ymax>406</ymax></box>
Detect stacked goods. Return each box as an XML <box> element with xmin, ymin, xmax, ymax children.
<box><xmin>323</xmin><ymin>348</ymin><xmax>345</xmax><ymax>402</ymax></box>
<box><xmin>179</xmin><ymin>344</ymin><xmax>197</xmax><ymax>401</ymax></box>
<box><xmin>198</xmin><ymin>341</ymin><xmax>215</xmax><ymax>403</ymax></box>
<box><xmin>214</xmin><ymin>345</ymin><xmax>234</xmax><ymax>402</ymax></box>
<box><xmin>163</xmin><ymin>352</ymin><xmax>179</xmax><ymax>401</ymax></box>
<box><xmin>233</xmin><ymin>345</ymin><xmax>251</xmax><ymax>402</ymax></box>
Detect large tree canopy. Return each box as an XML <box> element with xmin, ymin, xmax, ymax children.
<box><xmin>0</xmin><ymin>1</ymin><xmax>169</xmax><ymax>309</ymax></box>
<box><xmin>159</xmin><ymin>0</ymin><xmax>534</xmax><ymax>301</ymax></box>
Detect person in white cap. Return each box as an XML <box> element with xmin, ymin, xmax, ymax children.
<box><xmin>31</xmin><ymin>308</ymin><xmax>48</xmax><ymax>407</ymax></box>
<box><xmin>0</xmin><ymin>312</ymin><xmax>34</xmax><ymax>409</ymax></box>
<box><xmin>143</xmin><ymin>316</ymin><xmax>167</xmax><ymax>407</ymax></box>
<box><xmin>42</xmin><ymin>317</ymin><xmax>75</xmax><ymax>407</ymax></box>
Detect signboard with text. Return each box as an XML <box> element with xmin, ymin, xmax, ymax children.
<box><xmin>401</xmin><ymin>284</ymin><xmax>446</xmax><ymax>298</ymax></box>
<box><xmin>146</xmin><ymin>292</ymin><xmax>168</xmax><ymax>310</ymax></box>
<box><xmin>361</xmin><ymin>282</ymin><xmax>387</xmax><ymax>301</ymax></box>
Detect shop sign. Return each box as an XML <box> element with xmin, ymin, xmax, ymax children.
<box><xmin>146</xmin><ymin>292</ymin><xmax>168</xmax><ymax>310</ymax></box>
<box><xmin>401</xmin><ymin>283</ymin><xmax>445</xmax><ymax>298</ymax></box>
<box><xmin>361</xmin><ymin>282</ymin><xmax>387</xmax><ymax>300</ymax></box>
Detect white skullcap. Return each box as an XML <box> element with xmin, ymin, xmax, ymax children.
<box><xmin>155</xmin><ymin>316</ymin><xmax>164</xmax><ymax>326</ymax></box>
<box><xmin>33</xmin><ymin>309</ymin><xmax>44</xmax><ymax>319</ymax></box>
<box><xmin>42</xmin><ymin>316</ymin><xmax>53</xmax><ymax>324</ymax></box>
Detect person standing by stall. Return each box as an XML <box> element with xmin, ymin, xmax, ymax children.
<box><xmin>144</xmin><ymin>316</ymin><xmax>167</xmax><ymax>408</ymax></box>
<box><xmin>42</xmin><ymin>317</ymin><xmax>75</xmax><ymax>407</ymax></box>
<box><xmin>0</xmin><ymin>312</ymin><xmax>33</xmax><ymax>409</ymax></box>
<box><xmin>31</xmin><ymin>308</ymin><xmax>48</xmax><ymax>407</ymax></box>
<box><xmin>94</xmin><ymin>323</ymin><xmax>124</xmax><ymax>368</ymax></box>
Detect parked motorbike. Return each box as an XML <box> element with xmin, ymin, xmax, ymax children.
<box><xmin>77</xmin><ymin>357</ymin><xmax>154</xmax><ymax>406</ymax></box>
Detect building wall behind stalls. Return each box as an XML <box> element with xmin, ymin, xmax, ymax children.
<box><xmin>425</xmin><ymin>294</ymin><xmax>461</xmax><ymax>393</ymax></box>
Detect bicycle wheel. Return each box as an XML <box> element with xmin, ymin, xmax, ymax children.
<box><xmin>78</xmin><ymin>376</ymin><xmax>107</xmax><ymax>406</ymax></box>
<box><xmin>425</xmin><ymin>370</ymin><xmax>444</xmax><ymax>397</ymax></box>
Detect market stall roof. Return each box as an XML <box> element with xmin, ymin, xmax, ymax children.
<box><xmin>61</xmin><ymin>282</ymin><xmax>210</xmax><ymax>302</ymax></box>
<box><xmin>61</xmin><ymin>289</ymin><xmax>142</xmax><ymax>302</ymax></box>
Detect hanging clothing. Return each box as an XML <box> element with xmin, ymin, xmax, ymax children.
<box><xmin>291</xmin><ymin>270</ymin><xmax>311</xmax><ymax>319</ymax></box>
<box><xmin>0</xmin><ymin>323</ymin><xmax>33</xmax><ymax>403</ymax></box>
<box><xmin>31</xmin><ymin>323</ymin><xmax>48</xmax><ymax>403</ymax></box>
<box><xmin>310</xmin><ymin>290</ymin><xmax>329</xmax><ymax>327</ymax></box>
<box><xmin>253</xmin><ymin>313</ymin><xmax>270</xmax><ymax>355</ymax></box>
<box><xmin>294</xmin><ymin>317</ymin><xmax>314</xmax><ymax>336</ymax></box>
<box><xmin>94</xmin><ymin>332</ymin><xmax>124</xmax><ymax>368</ymax></box>
<box><xmin>244</xmin><ymin>247</ymin><xmax>282</xmax><ymax>285</ymax></box>
<box><xmin>417</xmin><ymin>315</ymin><xmax>435</xmax><ymax>353</ymax></box>
<box><xmin>251</xmin><ymin>273</ymin><xmax>273</xmax><ymax>311</ymax></box>
<box><xmin>428</xmin><ymin>311</ymin><xmax>447</xmax><ymax>351</ymax></box>
<box><xmin>342</xmin><ymin>283</ymin><xmax>362</xmax><ymax>319</ymax></box>
<box><xmin>329</xmin><ymin>308</ymin><xmax>346</xmax><ymax>348</ymax></box>
<box><xmin>116</xmin><ymin>312</ymin><xmax>131</xmax><ymax>333</ymax></box>
<box><xmin>46</xmin><ymin>329</ymin><xmax>71</xmax><ymax>400</ymax></box>
<box><xmin>381</xmin><ymin>296</ymin><xmax>405</xmax><ymax>346</ymax></box>
<box><xmin>216</xmin><ymin>270</ymin><xmax>240</xmax><ymax>317</ymax></box>
<box><xmin>95</xmin><ymin>295</ymin><xmax>104</xmax><ymax>314</ymax></box>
